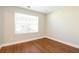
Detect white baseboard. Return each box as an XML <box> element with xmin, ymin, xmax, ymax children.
<box><xmin>45</xmin><ymin>36</ymin><xmax>79</xmax><ymax>48</ymax></box>
<box><xmin>0</xmin><ymin>36</ymin><xmax>45</xmax><ymax>48</ymax></box>
<box><xmin>0</xmin><ymin>36</ymin><xmax>79</xmax><ymax>49</ymax></box>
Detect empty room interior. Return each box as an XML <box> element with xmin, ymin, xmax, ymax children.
<box><xmin>0</xmin><ymin>6</ymin><xmax>79</xmax><ymax>53</ymax></box>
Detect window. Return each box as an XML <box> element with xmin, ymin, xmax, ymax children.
<box><xmin>15</xmin><ymin>13</ymin><xmax>38</xmax><ymax>34</ymax></box>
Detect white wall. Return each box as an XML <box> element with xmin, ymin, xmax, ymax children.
<box><xmin>0</xmin><ymin>7</ymin><xmax>4</xmax><ymax>45</ymax></box>
<box><xmin>46</xmin><ymin>7</ymin><xmax>79</xmax><ymax>46</ymax></box>
<box><xmin>1</xmin><ymin>7</ymin><xmax>46</xmax><ymax>45</ymax></box>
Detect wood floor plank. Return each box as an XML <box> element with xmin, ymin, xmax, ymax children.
<box><xmin>0</xmin><ymin>38</ymin><xmax>79</xmax><ymax>53</ymax></box>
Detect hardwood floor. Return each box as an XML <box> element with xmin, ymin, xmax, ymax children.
<box><xmin>0</xmin><ymin>38</ymin><xmax>79</xmax><ymax>53</ymax></box>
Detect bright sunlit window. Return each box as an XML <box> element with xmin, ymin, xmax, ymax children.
<box><xmin>15</xmin><ymin>13</ymin><xmax>38</xmax><ymax>34</ymax></box>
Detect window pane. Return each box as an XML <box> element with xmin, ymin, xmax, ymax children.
<box><xmin>15</xmin><ymin>13</ymin><xmax>38</xmax><ymax>34</ymax></box>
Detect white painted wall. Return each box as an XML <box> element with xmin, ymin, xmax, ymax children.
<box><xmin>0</xmin><ymin>7</ymin><xmax>4</xmax><ymax>45</ymax></box>
<box><xmin>1</xmin><ymin>7</ymin><xmax>46</xmax><ymax>45</ymax></box>
<box><xmin>0</xmin><ymin>8</ymin><xmax>3</xmax><ymax>45</ymax></box>
<box><xmin>46</xmin><ymin>7</ymin><xmax>79</xmax><ymax>46</ymax></box>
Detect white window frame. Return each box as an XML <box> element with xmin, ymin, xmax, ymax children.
<box><xmin>15</xmin><ymin>12</ymin><xmax>39</xmax><ymax>34</ymax></box>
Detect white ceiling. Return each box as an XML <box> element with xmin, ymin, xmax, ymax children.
<box><xmin>19</xmin><ymin>6</ymin><xmax>62</xmax><ymax>14</ymax></box>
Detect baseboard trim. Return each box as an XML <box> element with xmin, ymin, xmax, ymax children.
<box><xmin>45</xmin><ymin>36</ymin><xmax>79</xmax><ymax>49</ymax></box>
<box><xmin>0</xmin><ymin>36</ymin><xmax>79</xmax><ymax>49</ymax></box>
<box><xmin>0</xmin><ymin>36</ymin><xmax>45</xmax><ymax>48</ymax></box>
